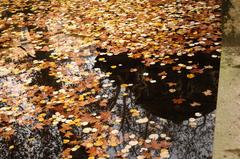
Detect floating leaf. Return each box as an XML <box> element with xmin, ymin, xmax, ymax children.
<box><xmin>202</xmin><ymin>89</ymin><xmax>212</xmax><ymax>96</ymax></box>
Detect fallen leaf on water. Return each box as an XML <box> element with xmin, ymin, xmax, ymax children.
<box><xmin>172</xmin><ymin>98</ymin><xmax>186</xmax><ymax>105</ymax></box>
<box><xmin>149</xmin><ymin>134</ymin><xmax>159</xmax><ymax>140</ymax></box>
<box><xmin>71</xmin><ymin>145</ymin><xmax>80</xmax><ymax>151</ymax></box>
<box><xmin>202</xmin><ymin>89</ymin><xmax>212</xmax><ymax>96</ymax></box>
<box><xmin>190</xmin><ymin>102</ymin><xmax>201</xmax><ymax>107</ymax></box>
<box><xmin>187</xmin><ymin>74</ymin><xmax>195</xmax><ymax>79</ymax></box>
<box><xmin>82</xmin><ymin>127</ymin><xmax>92</xmax><ymax>133</ymax></box>
<box><xmin>129</xmin><ymin>140</ymin><xmax>138</xmax><ymax>146</ymax></box>
<box><xmin>136</xmin><ymin>117</ymin><xmax>149</xmax><ymax>124</ymax></box>
<box><xmin>9</xmin><ymin>145</ymin><xmax>14</xmax><ymax>150</ymax></box>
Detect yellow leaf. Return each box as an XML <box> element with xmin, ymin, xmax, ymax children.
<box><xmin>63</xmin><ymin>139</ymin><xmax>70</xmax><ymax>144</ymax></box>
<box><xmin>98</xmin><ymin>58</ymin><xmax>105</xmax><ymax>61</ymax></box>
<box><xmin>86</xmin><ymin>142</ymin><xmax>93</xmax><ymax>148</ymax></box>
<box><xmin>71</xmin><ymin>145</ymin><xmax>80</xmax><ymax>151</ymax></box>
<box><xmin>94</xmin><ymin>139</ymin><xmax>103</xmax><ymax>147</ymax></box>
<box><xmin>38</xmin><ymin>117</ymin><xmax>44</xmax><ymax>122</ymax></box>
<box><xmin>108</xmin><ymin>136</ymin><xmax>119</xmax><ymax>147</ymax></box>
<box><xmin>187</xmin><ymin>74</ymin><xmax>195</xmax><ymax>79</ymax></box>
<box><xmin>79</xmin><ymin>95</ymin><xmax>84</xmax><ymax>101</ymax></box>
<box><xmin>9</xmin><ymin>145</ymin><xmax>14</xmax><ymax>150</ymax></box>
<box><xmin>120</xmin><ymin>84</ymin><xmax>128</xmax><ymax>88</ymax></box>
<box><xmin>111</xmin><ymin>65</ymin><xmax>117</xmax><ymax>69</ymax></box>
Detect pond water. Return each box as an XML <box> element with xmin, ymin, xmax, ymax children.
<box><xmin>94</xmin><ymin>50</ymin><xmax>220</xmax><ymax>122</ymax></box>
<box><xmin>0</xmin><ymin>0</ymin><xmax>221</xmax><ymax>158</ymax></box>
<box><xmin>0</xmin><ymin>45</ymin><xmax>220</xmax><ymax>159</ymax></box>
<box><xmin>93</xmin><ymin>50</ymin><xmax>219</xmax><ymax>159</ymax></box>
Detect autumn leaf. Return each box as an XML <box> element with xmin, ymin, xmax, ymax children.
<box><xmin>0</xmin><ymin>0</ymin><xmax>221</xmax><ymax>158</ymax></box>
<box><xmin>94</xmin><ymin>139</ymin><xmax>104</xmax><ymax>147</ymax></box>
<box><xmin>62</xmin><ymin>148</ymin><xmax>71</xmax><ymax>158</ymax></box>
<box><xmin>190</xmin><ymin>102</ymin><xmax>201</xmax><ymax>107</ymax></box>
<box><xmin>151</xmin><ymin>140</ymin><xmax>161</xmax><ymax>149</ymax></box>
<box><xmin>187</xmin><ymin>74</ymin><xmax>195</xmax><ymax>79</ymax></box>
<box><xmin>33</xmin><ymin>123</ymin><xmax>45</xmax><ymax>130</ymax></box>
<box><xmin>108</xmin><ymin>135</ymin><xmax>119</xmax><ymax>147</ymax></box>
<box><xmin>99</xmin><ymin>99</ymin><xmax>108</xmax><ymax>107</ymax></box>
<box><xmin>159</xmin><ymin>140</ymin><xmax>171</xmax><ymax>148</ymax></box>
<box><xmin>63</xmin><ymin>139</ymin><xmax>70</xmax><ymax>144</ymax></box>
<box><xmin>100</xmin><ymin>112</ymin><xmax>111</xmax><ymax>121</ymax></box>
<box><xmin>87</xmin><ymin>147</ymin><xmax>97</xmax><ymax>157</ymax></box>
<box><xmin>64</xmin><ymin>131</ymin><xmax>74</xmax><ymax>138</ymax></box>
<box><xmin>172</xmin><ymin>98</ymin><xmax>186</xmax><ymax>105</ymax></box>
<box><xmin>202</xmin><ymin>89</ymin><xmax>213</xmax><ymax>96</ymax></box>
<box><xmin>167</xmin><ymin>82</ymin><xmax>177</xmax><ymax>87</ymax></box>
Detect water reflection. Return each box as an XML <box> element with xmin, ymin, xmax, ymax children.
<box><xmin>0</xmin><ymin>0</ymin><xmax>220</xmax><ymax>158</ymax></box>
<box><xmin>0</xmin><ymin>47</ymin><xmax>219</xmax><ymax>159</ymax></box>
<box><xmin>94</xmin><ymin>51</ymin><xmax>220</xmax><ymax>122</ymax></box>
<box><xmin>92</xmin><ymin>49</ymin><xmax>219</xmax><ymax>158</ymax></box>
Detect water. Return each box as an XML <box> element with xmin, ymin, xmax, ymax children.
<box><xmin>0</xmin><ymin>0</ymin><xmax>221</xmax><ymax>158</ymax></box>
<box><xmin>94</xmin><ymin>51</ymin><xmax>220</xmax><ymax>122</ymax></box>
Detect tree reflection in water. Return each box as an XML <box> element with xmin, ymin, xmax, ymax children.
<box><xmin>94</xmin><ymin>50</ymin><xmax>219</xmax><ymax>158</ymax></box>
<box><xmin>0</xmin><ymin>48</ymin><xmax>219</xmax><ymax>159</ymax></box>
<box><xmin>0</xmin><ymin>0</ymin><xmax>222</xmax><ymax>157</ymax></box>
<box><xmin>0</xmin><ymin>42</ymin><xmax>219</xmax><ymax>159</ymax></box>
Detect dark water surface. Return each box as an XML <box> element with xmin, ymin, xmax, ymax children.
<box><xmin>94</xmin><ymin>51</ymin><xmax>220</xmax><ymax>122</ymax></box>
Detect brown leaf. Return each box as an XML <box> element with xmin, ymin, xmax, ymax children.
<box><xmin>100</xmin><ymin>112</ymin><xmax>111</xmax><ymax>122</ymax></box>
<box><xmin>99</xmin><ymin>99</ymin><xmax>108</xmax><ymax>107</ymax></box>
<box><xmin>172</xmin><ymin>98</ymin><xmax>186</xmax><ymax>105</ymax></box>
<box><xmin>151</xmin><ymin>140</ymin><xmax>161</xmax><ymax>149</ymax></box>
<box><xmin>33</xmin><ymin>123</ymin><xmax>44</xmax><ymax>130</ymax></box>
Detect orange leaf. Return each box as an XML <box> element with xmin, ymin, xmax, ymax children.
<box><xmin>64</xmin><ymin>131</ymin><xmax>74</xmax><ymax>138</ymax></box>
<box><xmin>100</xmin><ymin>112</ymin><xmax>111</xmax><ymax>121</ymax></box>
<box><xmin>151</xmin><ymin>140</ymin><xmax>161</xmax><ymax>149</ymax></box>
<box><xmin>172</xmin><ymin>98</ymin><xmax>186</xmax><ymax>105</ymax></box>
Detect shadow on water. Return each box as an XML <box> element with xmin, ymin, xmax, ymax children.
<box><xmin>29</xmin><ymin>51</ymin><xmax>62</xmax><ymax>90</ymax></box>
<box><xmin>94</xmin><ymin>50</ymin><xmax>220</xmax><ymax>123</ymax></box>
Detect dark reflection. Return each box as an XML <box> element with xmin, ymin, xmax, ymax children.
<box><xmin>29</xmin><ymin>50</ymin><xmax>62</xmax><ymax>89</ymax></box>
<box><xmin>71</xmin><ymin>147</ymin><xmax>88</xmax><ymax>159</ymax></box>
<box><xmin>0</xmin><ymin>126</ymin><xmax>62</xmax><ymax>159</ymax></box>
<box><xmin>94</xmin><ymin>51</ymin><xmax>220</xmax><ymax>122</ymax></box>
<box><xmin>30</xmin><ymin>68</ymin><xmax>62</xmax><ymax>89</ymax></box>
